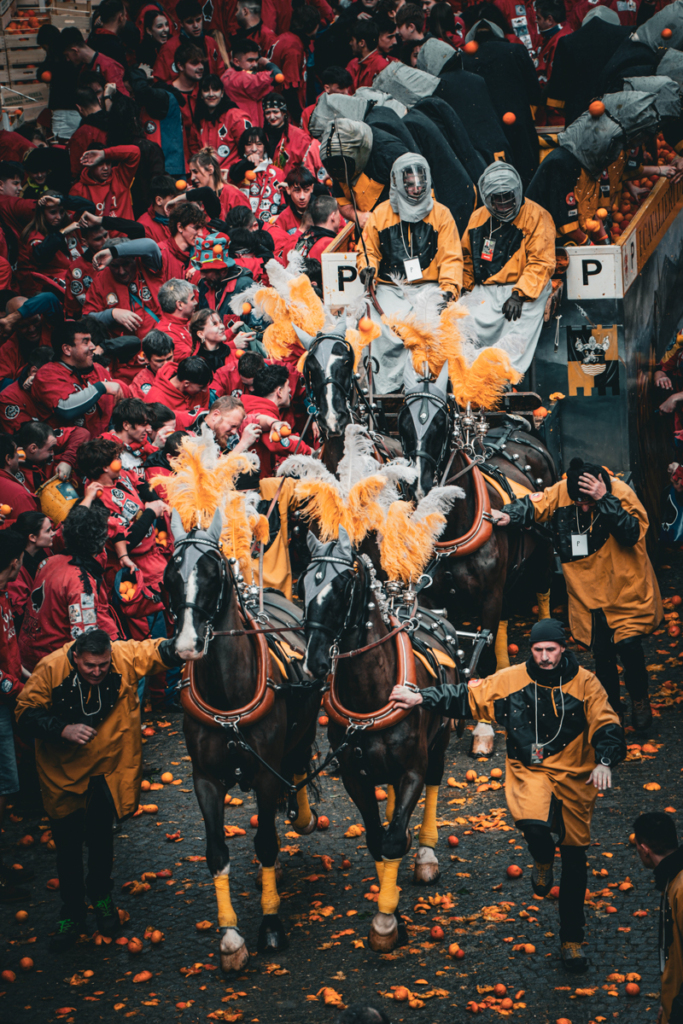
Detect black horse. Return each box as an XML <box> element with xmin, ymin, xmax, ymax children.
<box><xmin>302</xmin><ymin>527</ymin><xmax>454</xmax><ymax>952</ymax></box>
<box><xmin>397</xmin><ymin>361</ymin><xmax>556</xmax><ymax>754</ymax></box>
<box><xmin>165</xmin><ymin>509</ymin><xmax>321</xmax><ymax>970</ymax></box>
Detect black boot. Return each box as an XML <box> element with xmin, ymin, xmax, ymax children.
<box><xmin>93</xmin><ymin>893</ymin><xmax>121</xmax><ymax>937</ymax></box>
<box><xmin>561</xmin><ymin>941</ymin><xmax>589</xmax><ymax>973</ymax></box>
<box><xmin>50</xmin><ymin>912</ymin><xmax>87</xmax><ymax>952</ymax></box>
<box><xmin>631</xmin><ymin>696</ymin><xmax>652</xmax><ymax>732</ymax></box>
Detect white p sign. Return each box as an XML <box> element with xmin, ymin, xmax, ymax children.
<box><xmin>322</xmin><ymin>252</ymin><xmax>364</xmax><ymax>307</ymax></box>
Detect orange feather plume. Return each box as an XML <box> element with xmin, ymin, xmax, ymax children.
<box><xmin>379</xmin><ymin>502</ymin><xmax>448</xmax><ymax>583</ymax></box>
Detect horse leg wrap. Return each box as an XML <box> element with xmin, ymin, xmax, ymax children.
<box><xmin>536</xmin><ymin>590</ymin><xmax>551</xmax><ymax>621</ymax></box>
<box><xmin>495</xmin><ymin>619</ymin><xmax>510</xmax><ymax>669</ymax></box>
<box><xmin>418</xmin><ymin>785</ymin><xmax>439</xmax><ymax>849</ymax></box>
<box><xmin>292</xmin><ymin>773</ymin><xmax>312</xmax><ymax>830</ymax></box>
<box><xmin>214</xmin><ymin>873</ymin><xmax>238</xmax><ymax>929</ymax></box>
<box><xmin>385</xmin><ymin>785</ymin><xmax>396</xmax><ymax>823</ymax></box>
<box><xmin>260</xmin><ymin>865</ymin><xmax>281</xmax><ymax>916</ymax></box>
<box><xmin>377</xmin><ymin>858</ymin><xmax>401</xmax><ymax>915</ymax></box>
<box><xmin>375</xmin><ymin>861</ymin><xmax>385</xmax><ymax>885</ymax></box>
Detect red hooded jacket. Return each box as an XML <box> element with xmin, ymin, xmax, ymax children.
<box><xmin>31</xmin><ymin>360</ymin><xmax>127</xmax><ymax>438</ymax></box>
<box><xmin>0</xmin><ymin>589</ymin><xmax>23</xmax><ymax>704</ymax></box>
<box><xmin>144</xmin><ymin>361</ymin><xmax>209</xmax><ymax>427</ymax></box>
<box><xmin>71</xmin><ymin>146</ymin><xmax>141</xmax><ymax>221</ymax></box>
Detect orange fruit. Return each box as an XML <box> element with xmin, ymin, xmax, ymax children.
<box><xmin>160</xmin><ymin>772</ymin><xmax>173</xmax><ymax>783</ymax></box>
<box><xmin>0</xmin><ymin>504</ymin><xmax>12</xmax><ymax>515</ymax></box>
<box><xmin>212</xmin><ymin>244</ymin><xmax>222</xmax><ymax>254</ymax></box>
<box><xmin>341</xmin><ymin>858</ymin><xmax>351</xmax><ymax>869</ymax></box>
<box><xmin>589</xmin><ymin>100</ymin><xmax>605</xmax><ymax>117</ymax></box>
<box><xmin>448</xmin><ymin>835</ymin><xmax>459</xmax><ymax>847</ymax></box>
<box><xmin>625</xmin><ymin>982</ymin><xmax>640</xmax><ymax>996</ymax></box>
<box><xmin>109</xmin><ymin>458</ymin><xmax>122</xmax><ymax>472</ymax></box>
<box><xmin>127</xmin><ymin>937</ymin><xmax>143</xmax><ymax>954</ymax></box>
<box><xmin>235</xmin><ymin>348</ymin><xmax>245</xmax><ymax>358</ymax></box>
<box><xmin>493</xmin><ymin>984</ymin><xmax>507</xmax><ymax>997</ymax></box>
<box><xmin>454</xmin><ymin>948</ymin><xmax>465</xmax><ymax>959</ymax></box>
<box><xmin>245</xmin><ymin>170</ymin><xmax>257</xmax><ymax>181</ymax></box>
<box><xmin>132</xmin><ymin>970</ymin><xmax>153</xmax><ymax>983</ymax></box>
<box><xmin>394</xmin><ymin>986</ymin><xmax>410</xmax><ymax>1001</ymax></box>
<box><xmin>375</xmin><ymin>788</ymin><xmax>387</xmax><ymax>801</ymax></box>
<box><xmin>358</xmin><ymin>316</ymin><xmax>373</xmax><ymax>331</ymax></box>
<box><xmin>662</xmin><ymin>26</ymin><xmax>673</xmax><ymax>37</ymax></box>
<box><xmin>490</xmin><ymin>768</ymin><xmax>503</xmax><ymax>779</ymax></box>
<box><xmin>466</xmin><ymin>1000</ymin><xmax>479</xmax><ymax>1012</ymax></box>
<box><xmin>317</xmin><ymin>815</ymin><xmax>330</xmax><ymax>830</ymax></box>
<box><xmin>507</xmin><ymin>864</ymin><xmax>523</xmax><ymax>879</ymax></box>
<box><xmin>465</xmin><ymin>769</ymin><xmax>477</xmax><ymax>782</ymax></box>
<box><xmin>275</xmin><ymin>73</ymin><xmax>285</xmax><ymax>83</ymax></box>
<box><xmin>523</xmin><ymin>943</ymin><xmax>536</xmax><ymax>953</ymax></box>
<box><xmin>502</xmin><ymin>111</ymin><xmax>516</xmax><ymax>125</ymax></box>
<box><xmin>319</xmin><ymin>715</ymin><xmax>329</xmax><ymax>726</ymax></box>
<box><xmin>596</xmin><ymin>207</ymin><xmax>608</xmax><ymax>218</ymax></box>
<box><xmin>176</xmin><ymin>180</ymin><xmax>187</xmax><ymax>190</ymax></box>
<box><xmin>19</xmin><ymin>957</ymin><xmax>33</xmax><ymax>971</ymax></box>
<box><xmin>40</xmin><ymin>70</ymin><xmax>52</xmax><ymax>82</ymax></box>
<box><xmin>1</xmin><ymin>970</ymin><xmax>16</xmax><ymax>982</ymax></box>
<box><xmin>672</xmin><ymin>595</ymin><xmax>682</xmax><ymax>605</ymax></box>
<box><xmin>15</xmin><ymin>910</ymin><xmax>28</xmax><ymax>922</ymax></box>
<box><xmin>46</xmin><ymin>877</ymin><xmax>59</xmax><ymax>889</ymax></box>
<box><xmin>507</xmin><ymin>643</ymin><xmax>519</xmax><ymax>655</ymax></box>
<box><xmin>463</xmin><ymin>40</ymin><xmax>478</xmax><ymax>53</ymax></box>
<box><xmin>140</xmin><ymin>780</ymin><xmax>151</xmax><ymax>791</ymax></box>
<box><xmin>150</xmin><ymin>930</ymin><xmax>163</xmax><ymax>944</ymax></box>
<box><xmin>584</xmin><ymin>218</ymin><xmax>600</xmax><ymax>232</ymax></box>
<box><xmin>242</xmin><ymin>302</ymin><xmax>252</xmax><ymax>314</ymax></box>
<box><xmin>535</xmin><ymin>406</ymin><xmax>549</xmax><ymax>418</ymax></box>
<box><xmin>250</xmin><ymin>814</ymin><xmax>259</xmax><ymax>827</ymax></box>
<box><xmin>430</xmin><ymin>925</ymin><xmax>444</xmax><ymax>940</ymax></box>
<box><xmin>448</xmin><ymin>942</ymin><xmax>460</xmax><ymax>956</ymax></box>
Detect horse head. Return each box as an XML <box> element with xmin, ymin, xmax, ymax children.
<box><xmin>302</xmin><ymin>327</ymin><xmax>356</xmax><ymax>439</ymax></box>
<box><xmin>397</xmin><ymin>360</ymin><xmax>451</xmax><ymax>499</ymax></box>
<box><xmin>301</xmin><ymin>527</ymin><xmax>366</xmax><ymax>680</ymax></box>
<box><xmin>165</xmin><ymin>508</ymin><xmax>229</xmax><ymax>661</ymax></box>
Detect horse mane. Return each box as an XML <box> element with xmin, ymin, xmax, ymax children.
<box><xmin>149</xmin><ymin>426</ymin><xmax>269</xmax><ymax>572</ymax></box>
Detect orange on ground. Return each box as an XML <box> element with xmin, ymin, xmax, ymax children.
<box><xmin>19</xmin><ymin>957</ymin><xmax>33</xmax><ymax>971</ymax></box>
<box><xmin>448</xmin><ymin>835</ymin><xmax>459</xmax><ymax>847</ymax></box>
<box><xmin>15</xmin><ymin>910</ymin><xmax>28</xmax><ymax>922</ymax></box>
<box><xmin>317</xmin><ymin>815</ymin><xmax>330</xmax><ymax>830</ymax></box>
<box><xmin>160</xmin><ymin>772</ymin><xmax>173</xmax><ymax>783</ymax></box>
<box><xmin>507</xmin><ymin>864</ymin><xmax>523</xmax><ymax>879</ymax></box>
<box><xmin>250</xmin><ymin>815</ymin><xmax>259</xmax><ymax>827</ymax></box>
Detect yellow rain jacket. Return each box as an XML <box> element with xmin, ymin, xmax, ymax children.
<box><xmin>15</xmin><ymin>638</ymin><xmax>169</xmax><ymax>819</ymax></box>
<box><xmin>461</xmin><ymin>198</ymin><xmax>555</xmax><ymax>300</ymax></box>
<box><xmin>357</xmin><ymin>199</ymin><xmax>464</xmax><ymax>297</ymax></box>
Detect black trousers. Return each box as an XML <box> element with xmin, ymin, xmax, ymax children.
<box><xmin>49</xmin><ymin>777</ymin><xmax>115</xmax><ymax>917</ymax></box>
<box><xmin>592</xmin><ymin>609</ymin><xmax>648</xmax><ymax>714</ymax></box>
<box><xmin>522</xmin><ymin>823</ymin><xmax>588</xmax><ymax>944</ymax></box>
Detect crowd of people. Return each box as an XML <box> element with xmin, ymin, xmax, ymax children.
<box><xmin>3</xmin><ymin>0</ymin><xmax>683</xmax><ymax>1018</ymax></box>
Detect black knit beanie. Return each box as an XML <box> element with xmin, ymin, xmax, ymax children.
<box><xmin>529</xmin><ymin>618</ymin><xmax>566</xmax><ymax>646</ymax></box>
<box><xmin>566</xmin><ymin>457</ymin><xmax>612</xmax><ymax>501</ymax></box>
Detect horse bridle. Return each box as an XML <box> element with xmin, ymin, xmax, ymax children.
<box><xmin>171</xmin><ymin>533</ymin><xmax>230</xmax><ymax>654</ymax></box>
<box><xmin>303</xmin><ymin>553</ymin><xmax>361</xmax><ymax>643</ymax></box>
<box><xmin>401</xmin><ymin>380</ymin><xmax>452</xmax><ymax>477</ymax></box>
<box><xmin>303</xmin><ymin>333</ymin><xmax>375</xmax><ymax>436</ymax></box>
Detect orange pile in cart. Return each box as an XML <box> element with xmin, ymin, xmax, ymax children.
<box><xmin>610</xmin><ymin>134</ymin><xmax>678</xmax><ymax>240</ymax></box>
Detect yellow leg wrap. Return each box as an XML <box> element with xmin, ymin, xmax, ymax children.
<box><xmin>495</xmin><ymin>619</ymin><xmax>510</xmax><ymax>669</ymax></box>
<box><xmin>418</xmin><ymin>785</ymin><xmax>439</xmax><ymax>849</ymax></box>
<box><xmin>292</xmin><ymin>773</ymin><xmax>312</xmax><ymax>829</ymax></box>
<box><xmin>214</xmin><ymin>873</ymin><xmax>237</xmax><ymax>929</ymax></box>
<box><xmin>260</xmin><ymin>865</ymin><xmax>281</xmax><ymax>916</ymax></box>
<box><xmin>375</xmin><ymin>860</ymin><xmax>385</xmax><ymax>884</ymax></box>
<box><xmin>377</xmin><ymin>858</ymin><xmax>401</xmax><ymax>915</ymax></box>
<box><xmin>536</xmin><ymin>590</ymin><xmax>551</xmax><ymax>621</ymax></box>
<box><xmin>385</xmin><ymin>785</ymin><xmax>396</xmax><ymax>823</ymax></box>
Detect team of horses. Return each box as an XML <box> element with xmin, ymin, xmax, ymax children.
<box><xmin>164</xmin><ymin>324</ymin><xmax>558</xmax><ymax>968</ymax></box>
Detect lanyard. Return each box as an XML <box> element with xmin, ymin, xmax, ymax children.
<box><xmin>129</xmin><ymin>290</ymin><xmax>160</xmax><ymax>322</ymax></box>
<box><xmin>574</xmin><ymin>506</ymin><xmax>600</xmax><ymax>536</ymax></box>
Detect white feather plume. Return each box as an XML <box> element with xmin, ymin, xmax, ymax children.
<box><xmin>409</xmin><ymin>283</ymin><xmax>446</xmax><ymax>329</ymax></box>
<box><xmin>277</xmin><ymin>455</ymin><xmax>339</xmax><ymax>486</ymax></box>
<box><xmin>413</xmin><ymin>485</ymin><xmax>464</xmax><ymax>524</ymax></box>
<box><xmin>336</xmin><ymin>424</ymin><xmax>379</xmax><ymax>497</ymax></box>
<box><xmin>264</xmin><ymin>257</ymin><xmax>296</xmax><ymax>301</ymax></box>
<box><xmin>286</xmin><ymin>249</ymin><xmax>307</xmax><ymax>278</ymax></box>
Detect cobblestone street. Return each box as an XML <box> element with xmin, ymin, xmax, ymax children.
<box><xmin>2</xmin><ymin>565</ymin><xmax>682</xmax><ymax>1024</ymax></box>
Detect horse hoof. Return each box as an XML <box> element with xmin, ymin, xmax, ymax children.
<box><xmin>292</xmin><ymin>808</ymin><xmax>318</xmax><ymax>836</ymax></box>
<box><xmin>469</xmin><ymin>727</ymin><xmax>495</xmax><ymax>758</ymax></box>
<box><xmin>369</xmin><ymin>912</ymin><xmax>398</xmax><ymax>952</ymax></box>
<box><xmin>257</xmin><ymin>914</ymin><xmax>289</xmax><ymax>954</ymax></box>
<box><xmin>220</xmin><ymin>940</ymin><xmax>249</xmax><ymax>973</ymax></box>
<box><xmin>414</xmin><ymin>848</ymin><xmax>440</xmax><ymax>885</ymax></box>
<box><xmin>255</xmin><ymin>858</ymin><xmax>283</xmax><ymax>889</ymax></box>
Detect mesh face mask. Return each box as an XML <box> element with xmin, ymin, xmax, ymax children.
<box><xmin>389</xmin><ymin>152</ymin><xmax>433</xmax><ymax>222</ymax></box>
<box><xmin>402</xmin><ymin>166</ymin><xmax>428</xmax><ymax>203</ymax></box>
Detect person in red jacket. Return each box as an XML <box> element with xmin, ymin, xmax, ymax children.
<box><xmin>130</xmin><ymin>329</ymin><xmax>175</xmax><ymax>399</ymax></box>
<box><xmin>189</xmin><ymin>74</ymin><xmax>252</xmax><ymax>167</ymax></box>
<box><xmin>60</xmin><ymin>27</ymin><xmax>130</xmax><ymax>96</ymax></box>
<box><xmin>156</xmin><ymin>278</ymin><xmax>199</xmax><ymax>362</ymax></box>
<box><xmin>272</xmin><ymin>5</ymin><xmax>321</xmax><ymax>123</ymax></box>
<box><xmin>18</xmin><ymin>499</ymin><xmax>120</xmax><ymax>672</ymax></box>
<box><xmin>0</xmin><ymin>529</ymin><xmax>32</xmax><ymax>903</ymax></box>
<box><xmin>99</xmin><ymin>398</ymin><xmax>156</xmax><ymax>489</ymax></box>
<box><xmin>84</xmin><ymin>239</ymin><xmax>165</xmax><ymax>340</ymax></box>
<box><xmin>0</xmin><ymin>347</ymin><xmax>54</xmax><ymax>433</ymax></box>
<box><xmin>261</xmin><ymin>93</ymin><xmax>320</xmax><ymax>177</ymax></box>
<box><xmin>158</xmin><ymin>202</ymin><xmax>205</xmax><ymax>282</ymax></box>
<box><xmin>137</xmin><ymin>175</ymin><xmax>178</xmax><ymax>245</ymax></box>
<box><xmin>265</xmin><ymin>165</ymin><xmax>315</xmax><ymax>255</ymax></box>
<box><xmin>0</xmin><ymin>293</ymin><xmax>59</xmax><ymax>385</ymax></box>
<box><xmin>347</xmin><ymin>20</ymin><xmax>392</xmax><ymax>89</ymax></box>
<box><xmin>294</xmin><ymin>193</ymin><xmax>342</xmax><ymax>261</ymax></box>
<box><xmin>7</xmin><ymin>511</ymin><xmax>54</xmax><ymax>626</ymax></box>
<box><xmin>71</xmin><ymin>144</ymin><xmax>140</xmax><ymax>221</ymax></box>
<box><xmin>144</xmin><ymin>355</ymin><xmax>212</xmax><ymax>428</ymax></box>
<box><xmin>31</xmin><ymin>321</ymin><xmax>126</xmax><ymax>438</ymax></box>
<box><xmin>152</xmin><ymin>0</ymin><xmax>225</xmax><ymax>83</ymax></box>
<box><xmin>188</xmin><ymin>148</ymin><xmax>252</xmax><ymax>220</ymax></box>
<box><xmin>240</xmin><ymin>363</ymin><xmax>311</xmax><ymax>477</ymax></box>
<box><xmin>0</xmin><ymin>436</ymin><xmax>39</xmax><ymax>526</ymax></box>
<box><xmin>68</xmin><ymin>87</ymin><xmax>109</xmax><ymax>181</ymax></box>
<box><xmin>535</xmin><ymin>0</ymin><xmax>573</xmax><ymax>87</ymax></box>
<box><xmin>170</xmin><ymin>43</ymin><xmax>206</xmax><ymax>150</ymax></box>
<box><xmin>15</xmin><ymin>420</ymin><xmax>90</xmax><ymax>492</ymax></box>
<box><xmin>221</xmin><ymin>36</ymin><xmax>283</xmax><ymax>127</ymax></box>
<box><xmin>16</xmin><ymin>193</ymin><xmax>82</xmax><ymax>298</ymax></box>
<box><xmin>230</xmin><ymin>127</ymin><xmax>286</xmax><ymax>218</ymax></box>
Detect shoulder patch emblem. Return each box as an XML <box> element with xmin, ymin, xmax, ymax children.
<box><xmin>530</xmin><ymin>492</ymin><xmax>544</xmax><ymax>501</ymax></box>
<box><xmin>3</xmin><ymin>404</ymin><xmax>19</xmax><ymax>420</ymax></box>
<box><xmin>72</xmin><ymin>267</ymin><xmax>82</xmax><ymax>279</ymax></box>
<box><xmin>106</xmin><ymin>292</ymin><xmax>118</xmax><ymax>306</ymax></box>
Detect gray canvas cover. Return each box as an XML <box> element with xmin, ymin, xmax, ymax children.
<box><xmin>559</xmin><ymin>108</ymin><xmax>625</xmax><ymax>178</ymax></box>
<box><xmin>603</xmin><ymin>89</ymin><xmax>661</xmax><ymax>135</ymax></box>
<box><xmin>634</xmin><ymin>0</ymin><xmax>683</xmax><ymax>52</ymax></box>
<box><xmin>309</xmin><ymin>93</ymin><xmax>370</xmax><ymax>139</ymax></box>
<box><xmin>416</xmin><ymin>38</ymin><xmax>457</xmax><ymax>77</ymax></box>
<box><xmin>372</xmin><ymin>62</ymin><xmax>438</xmax><ymax>108</ymax></box>
<box><xmin>623</xmin><ymin>75</ymin><xmax>681</xmax><ymax>118</ymax></box>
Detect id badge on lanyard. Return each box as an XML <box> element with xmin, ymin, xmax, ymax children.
<box><xmin>571</xmin><ymin>533</ymin><xmax>589</xmax><ymax>557</ymax></box>
<box><xmin>530</xmin><ymin>743</ymin><xmax>544</xmax><ymax>764</ymax></box>
<box><xmin>403</xmin><ymin>257</ymin><xmax>422</xmax><ymax>282</ymax></box>
<box><xmin>482</xmin><ymin>238</ymin><xmax>496</xmax><ymax>262</ymax></box>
